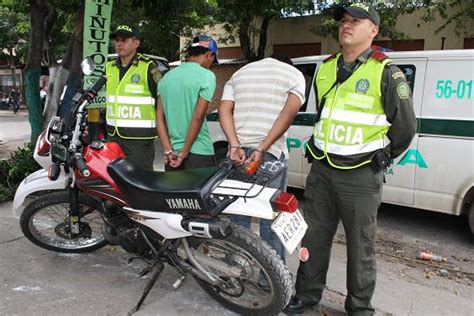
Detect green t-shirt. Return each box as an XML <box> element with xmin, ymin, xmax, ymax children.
<box><xmin>158</xmin><ymin>62</ymin><xmax>216</xmax><ymax>155</ymax></box>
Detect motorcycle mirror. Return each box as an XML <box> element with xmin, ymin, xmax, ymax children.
<box><xmin>81</xmin><ymin>57</ymin><xmax>96</xmax><ymax>76</ymax></box>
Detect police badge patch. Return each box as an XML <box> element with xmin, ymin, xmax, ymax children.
<box><xmin>355</xmin><ymin>79</ymin><xmax>370</xmax><ymax>94</ymax></box>
<box><xmin>397</xmin><ymin>82</ymin><xmax>410</xmax><ymax>99</ymax></box>
<box><xmin>131</xmin><ymin>74</ymin><xmax>141</xmax><ymax>83</ymax></box>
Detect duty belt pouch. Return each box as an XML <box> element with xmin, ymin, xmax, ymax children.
<box><xmin>304</xmin><ymin>138</ymin><xmax>315</xmax><ymax>163</ymax></box>
<box><xmin>370</xmin><ymin>150</ymin><xmax>390</xmax><ymax>173</ymax></box>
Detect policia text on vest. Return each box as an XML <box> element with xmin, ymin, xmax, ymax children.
<box><xmin>306</xmin><ymin>51</ymin><xmax>394</xmax><ymax>172</ymax></box>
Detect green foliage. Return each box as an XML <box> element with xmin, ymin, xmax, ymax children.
<box><xmin>312</xmin><ymin>0</ymin><xmax>474</xmax><ymax>40</ymax></box>
<box><xmin>0</xmin><ymin>1</ymin><xmax>29</xmax><ymax>64</ymax></box>
<box><xmin>422</xmin><ymin>0</ymin><xmax>474</xmax><ymax>36</ymax></box>
<box><xmin>0</xmin><ymin>144</ymin><xmax>41</xmax><ymax>202</ymax></box>
<box><xmin>118</xmin><ymin>0</ymin><xmax>215</xmax><ymax>60</ymax></box>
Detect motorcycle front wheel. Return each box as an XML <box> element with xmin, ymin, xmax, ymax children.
<box><xmin>19</xmin><ymin>190</ymin><xmax>108</xmax><ymax>253</ymax></box>
<box><xmin>190</xmin><ymin>224</ymin><xmax>292</xmax><ymax>315</ymax></box>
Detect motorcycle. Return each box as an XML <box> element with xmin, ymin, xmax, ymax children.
<box><xmin>13</xmin><ymin>58</ymin><xmax>308</xmax><ymax>315</ymax></box>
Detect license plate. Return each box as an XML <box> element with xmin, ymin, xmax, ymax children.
<box><xmin>271</xmin><ymin>210</ymin><xmax>307</xmax><ymax>255</ymax></box>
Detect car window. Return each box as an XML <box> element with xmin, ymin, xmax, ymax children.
<box><xmin>396</xmin><ymin>64</ymin><xmax>416</xmax><ymax>92</ymax></box>
<box><xmin>294</xmin><ymin>63</ymin><xmax>317</xmax><ymax>112</ymax></box>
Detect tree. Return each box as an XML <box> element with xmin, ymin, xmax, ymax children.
<box><xmin>24</xmin><ymin>0</ymin><xmax>47</xmax><ymax>145</ymax></box>
<box><xmin>0</xmin><ymin>1</ymin><xmax>29</xmax><ymax>68</ymax></box>
<box><xmin>126</xmin><ymin>0</ymin><xmax>214</xmax><ymax>61</ymax></box>
<box><xmin>212</xmin><ymin>0</ymin><xmax>316</xmax><ymax>61</ymax></box>
<box><xmin>311</xmin><ymin>0</ymin><xmax>474</xmax><ymax>41</ymax></box>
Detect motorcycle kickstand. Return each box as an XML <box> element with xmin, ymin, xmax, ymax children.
<box><xmin>128</xmin><ymin>261</ymin><xmax>165</xmax><ymax>315</ymax></box>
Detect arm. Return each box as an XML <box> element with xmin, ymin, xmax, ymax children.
<box><xmin>156</xmin><ymin>96</ymin><xmax>173</xmax><ymax>164</ymax></box>
<box><xmin>382</xmin><ymin>65</ymin><xmax>417</xmax><ymax>159</ymax></box>
<box><xmin>147</xmin><ymin>61</ymin><xmax>161</xmax><ymax>100</ymax></box>
<box><xmin>248</xmin><ymin>92</ymin><xmax>302</xmax><ymax>162</ymax></box>
<box><xmin>219</xmin><ymin>99</ymin><xmax>246</xmax><ymax>166</ymax></box>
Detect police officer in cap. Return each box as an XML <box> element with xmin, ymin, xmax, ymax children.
<box><xmin>106</xmin><ymin>24</ymin><xmax>162</xmax><ymax>171</ymax></box>
<box><xmin>285</xmin><ymin>3</ymin><xmax>416</xmax><ymax>315</ymax></box>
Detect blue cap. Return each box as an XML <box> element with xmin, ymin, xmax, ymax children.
<box><xmin>191</xmin><ymin>35</ymin><xmax>219</xmax><ymax>64</ymax></box>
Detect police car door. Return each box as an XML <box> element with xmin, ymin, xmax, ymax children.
<box><xmin>290</xmin><ymin>62</ymin><xmax>318</xmax><ymax>188</ymax></box>
<box><xmin>382</xmin><ymin>57</ymin><xmax>426</xmax><ymax>207</ymax></box>
<box><xmin>414</xmin><ymin>53</ymin><xmax>473</xmax><ymax>214</ymax></box>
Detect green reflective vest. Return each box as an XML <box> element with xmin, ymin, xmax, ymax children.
<box><xmin>308</xmin><ymin>53</ymin><xmax>391</xmax><ymax>169</ymax></box>
<box><xmin>105</xmin><ymin>55</ymin><xmax>156</xmax><ymax>139</ymax></box>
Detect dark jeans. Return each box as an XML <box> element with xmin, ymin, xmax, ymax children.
<box><xmin>107</xmin><ymin>134</ymin><xmax>155</xmax><ymax>171</ymax></box>
<box><xmin>231</xmin><ymin>148</ymin><xmax>288</xmax><ymax>262</ymax></box>
<box><xmin>164</xmin><ymin>153</ymin><xmax>216</xmax><ymax>171</ymax></box>
<box><xmin>12</xmin><ymin>100</ymin><xmax>19</xmax><ymax>113</ymax></box>
<box><xmin>295</xmin><ymin>160</ymin><xmax>383</xmax><ymax>315</ymax></box>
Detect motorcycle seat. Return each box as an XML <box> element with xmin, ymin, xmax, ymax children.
<box><xmin>107</xmin><ymin>158</ymin><xmax>227</xmax><ymax>213</ymax></box>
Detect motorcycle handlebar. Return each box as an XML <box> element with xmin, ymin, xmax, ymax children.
<box><xmin>88</xmin><ymin>76</ymin><xmax>107</xmax><ymax>95</ymax></box>
<box><xmin>74</xmin><ymin>153</ymin><xmax>90</xmax><ymax>177</ymax></box>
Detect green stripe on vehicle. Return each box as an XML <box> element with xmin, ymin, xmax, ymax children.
<box><xmin>418</xmin><ymin>118</ymin><xmax>474</xmax><ymax>138</ymax></box>
<box><xmin>207</xmin><ymin>112</ymin><xmax>474</xmax><ymax>138</ymax></box>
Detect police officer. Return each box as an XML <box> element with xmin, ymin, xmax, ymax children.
<box><xmin>106</xmin><ymin>24</ymin><xmax>162</xmax><ymax>171</ymax></box>
<box><xmin>285</xmin><ymin>4</ymin><xmax>416</xmax><ymax>315</ymax></box>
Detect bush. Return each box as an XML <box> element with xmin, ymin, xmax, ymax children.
<box><xmin>0</xmin><ymin>144</ymin><xmax>41</xmax><ymax>202</ymax></box>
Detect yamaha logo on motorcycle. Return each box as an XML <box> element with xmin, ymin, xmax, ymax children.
<box><xmin>165</xmin><ymin>198</ymin><xmax>202</xmax><ymax>210</ymax></box>
<box><xmin>13</xmin><ymin>58</ymin><xmax>308</xmax><ymax>315</ymax></box>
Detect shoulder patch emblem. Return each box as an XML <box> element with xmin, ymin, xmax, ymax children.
<box><xmin>150</xmin><ymin>68</ymin><xmax>162</xmax><ymax>82</ymax></box>
<box><xmin>392</xmin><ymin>71</ymin><xmax>405</xmax><ymax>80</ymax></box>
<box><xmin>397</xmin><ymin>82</ymin><xmax>410</xmax><ymax>100</ymax></box>
<box><xmin>131</xmin><ymin>74</ymin><xmax>140</xmax><ymax>83</ymax></box>
<box><xmin>355</xmin><ymin>79</ymin><xmax>370</xmax><ymax>94</ymax></box>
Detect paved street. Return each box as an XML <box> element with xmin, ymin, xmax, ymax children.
<box><xmin>0</xmin><ymin>112</ymin><xmax>473</xmax><ymax>315</ymax></box>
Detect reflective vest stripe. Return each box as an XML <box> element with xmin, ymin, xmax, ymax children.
<box><xmin>106</xmin><ymin>118</ymin><xmax>157</xmax><ymax>128</ymax></box>
<box><xmin>107</xmin><ymin>95</ymin><xmax>155</xmax><ymax>105</ymax></box>
<box><xmin>313</xmin><ymin>136</ymin><xmax>391</xmax><ymax>156</ymax></box>
<box><xmin>320</xmin><ymin>108</ymin><xmax>391</xmax><ymax>126</ymax></box>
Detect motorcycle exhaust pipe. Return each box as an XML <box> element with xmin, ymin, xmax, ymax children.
<box><xmin>182</xmin><ymin>219</ymin><xmax>232</xmax><ymax>239</ymax></box>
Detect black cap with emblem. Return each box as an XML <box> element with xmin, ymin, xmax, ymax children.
<box><xmin>109</xmin><ymin>24</ymin><xmax>140</xmax><ymax>39</ymax></box>
<box><xmin>333</xmin><ymin>3</ymin><xmax>380</xmax><ymax>26</ymax></box>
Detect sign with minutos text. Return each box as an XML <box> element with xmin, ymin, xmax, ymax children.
<box><xmin>83</xmin><ymin>0</ymin><xmax>113</xmax><ymax>108</ymax></box>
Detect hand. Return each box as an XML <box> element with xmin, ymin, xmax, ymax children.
<box><xmin>169</xmin><ymin>152</ymin><xmax>186</xmax><ymax>168</ymax></box>
<box><xmin>164</xmin><ymin>150</ymin><xmax>173</xmax><ymax>165</ymax></box>
<box><xmin>230</xmin><ymin>147</ymin><xmax>246</xmax><ymax>167</ymax></box>
<box><xmin>245</xmin><ymin>148</ymin><xmax>264</xmax><ymax>165</ymax></box>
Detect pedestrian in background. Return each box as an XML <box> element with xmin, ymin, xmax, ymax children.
<box><xmin>9</xmin><ymin>88</ymin><xmax>20</xmax><ymax>114</ymax></box>
<box><xmin>285</xmin><ymin>3</ymin><xmax>416</xmax><ymax>315</ymax></box>
<box><xmin>156</xmin><ymin>35</ymin><xmax>218</xmax><ymax>171</ymax></box>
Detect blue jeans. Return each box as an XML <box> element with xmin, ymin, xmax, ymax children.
<box><xmin>231</xmin><ymin>148</ymin><xmax>287</xmax><ymax>262</ymax></box>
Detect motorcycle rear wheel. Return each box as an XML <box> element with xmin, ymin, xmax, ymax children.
<box><xmin>20</xmin><ymin>190</ymin><xmax>108</xmax><ymax>253</ymax></box>
<box><xmin>190</xmin><ymin>224</ymin><xmax>292</xmax><ymax>315</ymax></box>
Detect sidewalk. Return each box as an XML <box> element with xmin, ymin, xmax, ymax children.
<box><xmin>1</xmin><ymin>198</ymin><xmax>472</xmax><ymax>315</ymax></box>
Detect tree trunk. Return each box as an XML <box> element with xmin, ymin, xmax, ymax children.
<box><xmin>57</xmin><ymin>2</ymin><xmax>84</xmax><ymax>122</ymax></box>
<box><xmin>42</xmin><ymin>2</ymin><xmax>61</xmax><ymax>125</ymax></box>
<box><xmin>240</xmin><ymin>15</ymin><xmax>274</xmax><ymax>62</ymax></box>
<box><xmin>239</xmin><ymin>17</ymin><xmax>252</xmax><ymax>60</ymax></box>
<box><xmin>256</xmin><ymin>15</ymin><xmax>274</xmax><ymax>61</ymax></box>
<box><xmin>43</xmin><ymin>1</ymin><xmax>84</xmax><ymax>126</ymax></box>
<box><xmin>25</xmin><ymin>0</ymin><xmax>47</xmax><ymax>146</ymax></box>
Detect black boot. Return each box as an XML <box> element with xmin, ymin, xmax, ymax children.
<box><xmin>283</xmin><ymin>297</ymin><xmax>317</xmax><ymax>314</ymax></box>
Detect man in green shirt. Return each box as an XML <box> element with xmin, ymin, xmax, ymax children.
<box><xmin>156</xmin><ymin>35</ymin><xmax>218</xmax><ymax>170</ymax></box>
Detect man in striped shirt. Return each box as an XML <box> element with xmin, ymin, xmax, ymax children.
<box><xmin>219</xmin><ymin>54</ymin><xmax>306</xmax><ymax>261</ymax></box>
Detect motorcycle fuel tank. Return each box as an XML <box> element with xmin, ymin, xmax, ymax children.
<box><xmin>75</xmin><ymin>141</ymin><xmax>127</xmax><ymax>204</ymax></box>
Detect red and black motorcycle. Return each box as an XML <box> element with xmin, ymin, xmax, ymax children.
<box><xmin>14</xmin><ymin>60</ymin><xmax>307</xmax><ymax>315</ymax></box>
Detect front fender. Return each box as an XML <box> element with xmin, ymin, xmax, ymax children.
<box><xmin>13</xmin><ymin>169</ymin><xmax>69</xmax><ymax>211</ymax></box>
